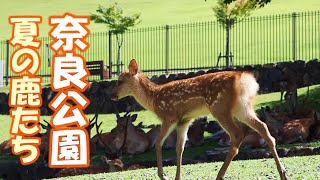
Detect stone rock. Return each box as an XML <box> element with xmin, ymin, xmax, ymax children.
<box><xmin>167</xmin><ymin>74</ymin><xmax>177</xmax><ymax>82</ymax></box>
<box><xmin>195</xmin><ymin>70</ymin><xmax>206</xmax><ymax>76</ymax></box>
<box><xmin>205</xmin><ymin>121</ymin><xmax>222</xmax><ymax>134</ymax></box>
<box><xmin>277</xmin><ymin>148</ymin><xmax>289</xmax><ymax>157</ymax></box>
<box><xmin>207</xmin><ymin>68</ymin><xmax>220</xmax><ymax>74</ymax></box>
<box><xmin>176</xmin><ymin>73</ymin><xmax>187</xmax><ymax>80</ymax></box>
<box><xmin>186</xmin><ymin>72</ymin><xmax>196</xmax><ymax>79</ymax></box>
<box><xmin>158</xmin><ymin>75</ymin><xmax>167</xmax><ymax>84</ymax></box>
<box><xmin>150</xmin><ymin>75</ymin><xmax>159</xmax><ymax>83</ymax></box>
<box><xmin>287</xmin><ymin>147</ymin><xmax>314</xmax><ymax>157</ymax></box>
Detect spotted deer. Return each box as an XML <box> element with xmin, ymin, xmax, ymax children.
<box><xmin>111</xmin><ymin>59</ymin><xmax>287</xmax><ymax>180</ymax></box>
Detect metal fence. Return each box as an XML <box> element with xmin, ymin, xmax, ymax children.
<box><xmin>1</xmin><ymin>11</ymin><xmax>320</xmax><ymax>85</ymax></box>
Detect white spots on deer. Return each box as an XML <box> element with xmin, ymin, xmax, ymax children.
<box><xmin>133</xmin><ymin>74</ymin><xmax>139</xmax><ymax>80</ymax></box>
<box><xmin>161</xmin><ymin>101</ymin><xmax>166</xmax><ymax>106</ymax></box>
<box><xmin>217</xmin><ymin>92</ymin><xmax>222</xmax><ymax>99</ymax></box>
<box><xmin>173</xmin><ymin>92</ymin><xmax>184</xmax><ymax>97</ymax></box>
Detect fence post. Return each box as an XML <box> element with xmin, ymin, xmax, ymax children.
<box><xmin>165</xmin><ymin>25</ymin><xmax>169</xmax><ymax>74</ymax></box>
<box><xmin>292</xmin><ymin>12</ymin><xmax>297</xmax><ymax>61</ymax></box>
<box><xmin>46</xmin><ymin>44</ymin><xmax>51</xmax><ymax>67</ymax></box>
<box><xmin>108</xmin><ymin>30</ymin><xmax>113</xmax><ymax>78</ymax></box>
<box><xmin>225</xmin><ymin>19</ymin><xmax>231</xmax><ymax>68</ymax></box>
<box><xmin>5</xmin><ymin>40</ymin><xmax>9</xmax><ymax>86</ymax></box>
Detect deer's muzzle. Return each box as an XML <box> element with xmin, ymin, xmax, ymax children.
<box><xmin>111</xmin><ymin>91</ymin><xmax>119</xmax><ymax>101</ymax></box>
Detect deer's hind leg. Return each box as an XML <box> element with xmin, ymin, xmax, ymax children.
<box><xmin>210</xmin><ymin>110</ymin><xmax>245</xmax><ymax>180</ymax></box>
<box><xmin>233</xmin><ymin>102</ymin><xmax>287</xmax><ymax>180</ymax></box>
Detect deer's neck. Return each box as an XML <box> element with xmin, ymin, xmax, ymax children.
<box><xmin>132</xmin><ymin>75</ymin><xmax>157</xmax><ymax>111</ymax></box>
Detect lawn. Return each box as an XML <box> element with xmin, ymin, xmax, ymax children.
<box><xmin>51</xmin><ymin>155</ymin><xmax>320</xmax><ymax>179</ymax></box>
<box><xmin>1</xmin><ymin>0</ymin><xmax>320</xmax><ymax>39</ymax></box>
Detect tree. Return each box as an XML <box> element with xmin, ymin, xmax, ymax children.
<box><xmin>223</xmin><ymin>0</ymin><xmax>270</xmax><ymax>7</ymax></box>
<box><xmin>213</xmin><ymin>0</ymin><xmax>268</xmax><ymax>67</ymax></box>
<box><xmin>90</xmin><ymin>3</ymin><xmax>141</xmax><ymax>75</ymax></box>
<box><xmin>206</xmin><ymin>0</ymin><xmax>271</xmax><ymax>7</ymax></box>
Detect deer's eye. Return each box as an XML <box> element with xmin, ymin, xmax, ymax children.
<box><xmin>118</xmin><ymin>80</ymin><xmax>123</xmax><ymax>85</ymax></box>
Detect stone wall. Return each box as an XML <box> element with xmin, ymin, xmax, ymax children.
<box><xmin>0</xmin><ymin>59</ymin><xmax>319</xmax><ymax>115</ymax></box>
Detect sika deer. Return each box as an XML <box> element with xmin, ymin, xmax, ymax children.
<box><xmin>111</xmin><ymin>59</ymin><xmax>287</xmax><ymax>180</ymax></box>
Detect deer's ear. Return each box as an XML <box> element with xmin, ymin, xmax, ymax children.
<box><xmin>129</xmin><ymin>59</ymin><xmax>138</xmax><ymax>75</ymax></box>
<box><xmin>101</xmin><ymin>156</ymin><xmax>111</xmax><ymax>164</ymax></box>
<box><xmin>39</xmin><ymin>122</ymin><xmax>47</xmax><ymax>130</ymax></box>
<box><xmin>131</xmin><ymin>114</ymin><xmax>138</xmax><ymax>122</ymax></box>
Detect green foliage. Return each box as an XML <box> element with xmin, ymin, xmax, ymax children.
<box><xmin>223</xmin><ymin>0</ymin><xmax>271</xmax><ymax>8</ymax></box>
<box><xmin>213</xmin><ymin>0</ymin><xmax>264</xmax><ymax>28</ymax></box>
<box><xmin>90</xmin><ymin>3</ymin><xmax>141</xmax><ymax>34</ymax></box>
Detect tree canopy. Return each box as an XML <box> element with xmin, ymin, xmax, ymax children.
<box><xmin>213</xmin><ymin>0</ymin><xmax>267</xmax><ymax>27</ymax></box>
<box><xmin>90</xmin><ymin>3</ymin><xmax>141</xmax><ymax>34</ymax></box>
<box><xmin>223</xmin><ymin>0</ymin><xmax>271</xmax><ymax>7</ymax></box>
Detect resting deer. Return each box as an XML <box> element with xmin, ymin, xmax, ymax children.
<box><xmin>111</xmin><ymin>59</ymin><xmax>287</xmax><ymax>180</ymax></box>
<box><xmin>54</xmin><ymin>156</ymin><xmax>124</xmax><ymax>178</ymax></box>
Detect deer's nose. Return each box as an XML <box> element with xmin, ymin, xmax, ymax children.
<box><xmin>111</xmin><ymin>93</ymin><xmax>119</xmax><ymax>101</ymax></box>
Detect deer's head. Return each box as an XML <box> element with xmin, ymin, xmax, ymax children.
<box><xmin>111</xmin><ymin>59</ymin><xmax>139</xmax><ymax>101</ymax></box>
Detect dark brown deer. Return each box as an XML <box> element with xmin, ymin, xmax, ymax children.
<box><xmin>53</xmin><ymin>156</ymin><xmax>124</xmax><ymax>178</ymax></box>
<box><xmin>146</xmin><ymin>125</ymin><xmax>177</xmax><ymax>149</ymax></box>
<box><xmin>186</xmin><ymin>117</ymin><xmax>207</xmax><ymax>147</ymax></box>
<box><xmin>279</xmin><ymin>111</ymin><xmax>316</xmax><ymax>144</ymax></box>
<box><xmin>111</xmin><ymin>59</ymin><xmax>287</xmax><ymax>180</ymax></box>
<box><xmin>92</xmin><ymin>112</ymin><xmax>149</xmax><ymax>156</ymax></box>
<box><xmin>218</xmin><ymin>129</ymin><xmax>265</xmax><ymax>149</ymax></box>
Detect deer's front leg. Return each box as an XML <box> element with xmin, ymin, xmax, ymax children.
<box><xmin>175</xmin><ymin>121</ymin><xmax>190</xmax><ymax>180</ymax></box>
<box><xmin>156</xmin><ymin>121</ymin><xmax>176</xmax><ymax>180</ymax></box>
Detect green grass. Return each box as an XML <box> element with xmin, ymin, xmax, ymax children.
<box><xmin>50</xmin><ymin>155</ymin><xmax>320</xmax><ymax>179</ymax></box>
<box><xmin>1</xmin><ymin>0</ymin><xmax>320</xmax><ymax>39</ymax></box>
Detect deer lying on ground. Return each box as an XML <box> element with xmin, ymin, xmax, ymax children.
<box><xmin>186</xmin><ymin>117</ymin><xmax>207</xmax><ymax>147</ymax></box>
<box><xmin>0</xmin><ymin>121</ymin><xmax>50</xmax><ymax>156</ymax></box>
<box><xmin>218</xmin><ymin>129</ymin><xmax>266</xmax><ymax>148</ymax></box>
<box><xmin>0</xmin><ymin>139</ymin><xmax>11</xmax><ymax>155</ymax></box>
<box><xmin>146</xmin><ymin>125</ymin><xmax>177</xmax><ymax>149</ymax></box>
<box><xmin>278</xmin><ymin>111</ymin><xmax>316</xmax><ymax>144</ymax></box>
<box><xmin>111</xmin><ymin>59</ymin><xmax>287</xmax><ymax>180</ymax></box>
<box><xmin>54</xmin><ymin>156</ymin><xmax>124</xmax><ymax>178</ymax></box>
<box><xmin>92</xmin><ymin>112</ymin><xmax>149</xmax><ymax>155</ymax></box>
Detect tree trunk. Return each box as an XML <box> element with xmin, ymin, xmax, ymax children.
<box><xmin>116</xmin><ymin>34</ymin><xmax>124</xmax><ymax>75</ymax></box>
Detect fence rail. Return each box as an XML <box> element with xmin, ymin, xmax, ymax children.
<box><xmin>1</xmin><ymin>11</ymin><xmax>320</xmax><ymax>85</ymax></box>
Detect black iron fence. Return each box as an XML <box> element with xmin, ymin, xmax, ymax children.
<box><xmin>0</xmin><ymin>11</ymin><xmax>319</xmax><ymax>86</ymax></box>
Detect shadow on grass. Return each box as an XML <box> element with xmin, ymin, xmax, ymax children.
<box><xmin>90</xmin><ymin>140</ymin><xmax>219</xmax><ymax>165</ymax></box>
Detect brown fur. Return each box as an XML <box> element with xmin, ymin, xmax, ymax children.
<box><xmin>112</xmin><ymin>59</ymin><xmax>287</xmax><ymax>180</ymax></box>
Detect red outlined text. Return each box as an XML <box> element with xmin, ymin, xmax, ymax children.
<box><xmin>8</xmin><ymin>16</ymin><xmax>42</xmax><ymax>165</ymax></box>
<box><xmin>48</xmin><ymin>13</ymin><xmax>90</xmax><ymax>168</ymax></box>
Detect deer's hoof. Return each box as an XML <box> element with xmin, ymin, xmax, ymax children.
<box><xmin>159</xmin><ymin>174</ymin><xmax>168</xmax><ymax>180</ymax></box>
<box><xmin>161</xmin><ymin>175</ymin><xmax>168</xmax><ymax>180</ymax></box>
<box><xmin>158</xmin><ymin>172</ymin><xmax>168</xmax><ymax>180</ymax></box>
<box><xmin>281</xmin><ymin>171</ymin><xmax>288</xmax><ymax>180</ymax></box>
